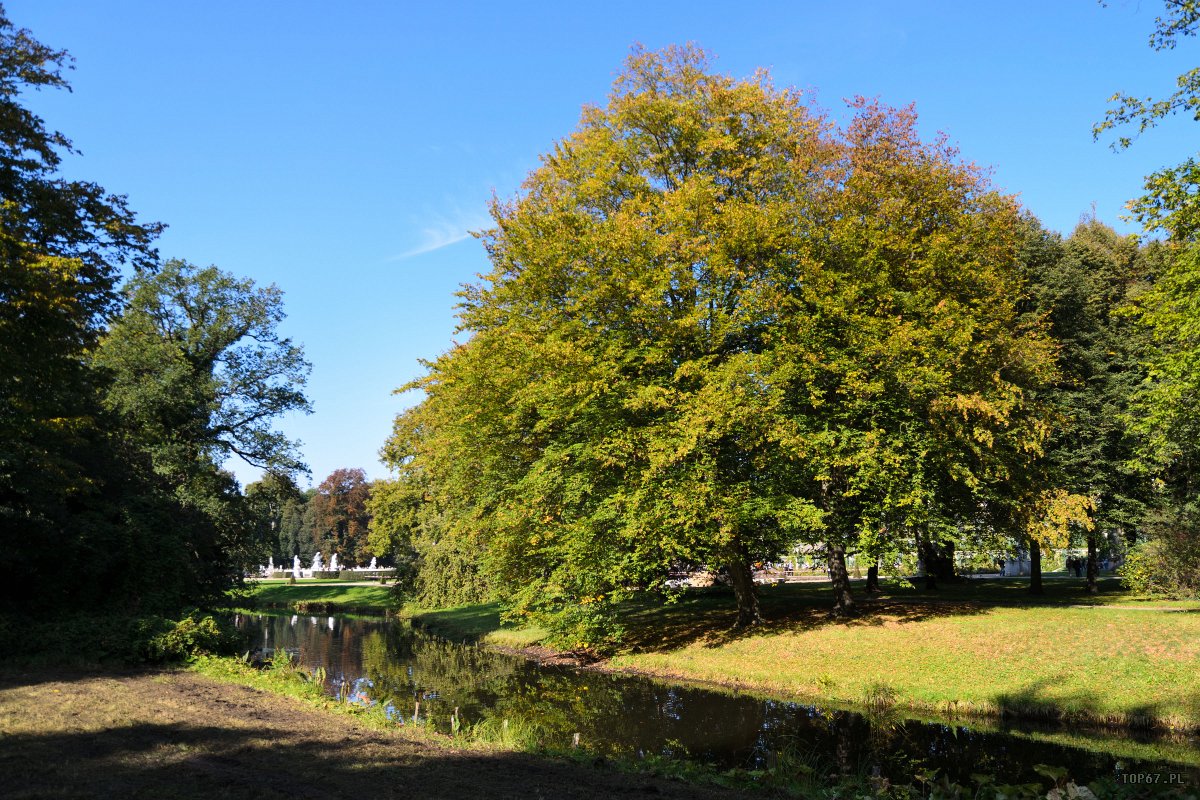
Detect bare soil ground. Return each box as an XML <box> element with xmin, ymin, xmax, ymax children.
<box><xmin>0</xmin><ymin>668</ymin><xmax>752</xmax><ymax>800</ymax></box>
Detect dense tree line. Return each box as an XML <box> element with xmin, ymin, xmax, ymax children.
<box><xmin>246</xmin><ymin>467</ymin><xmax>377</xmax><ymax>569</ymax></box>
<box><xmin>1092</xmin><ymin>0</ymin><xmax>1200</xmax><ymax>597</ymax></box>
<box><xmin>0</xmin><ymin>8</ymin><xmax>309</xmax><ymax>617</ymax></box>
<box><xmin>369</xmin><ymin>36</ymin><xmax>1200</xmax><ymax>649</ymax></box>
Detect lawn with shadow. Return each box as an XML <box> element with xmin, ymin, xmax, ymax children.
<box><xmin>401</xmin><ymin>577</ymin><xmax>1200</xmax><ymax>731</ymax></box>
<box><xmin>610</xmin><ymin>578</ymin><xmax>1200</xmax><ymax>730</ymax></box>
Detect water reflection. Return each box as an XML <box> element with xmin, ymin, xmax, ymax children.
<box><xmin>235</xmin><ymin>613</ymin><xmax>1199</xmax><ymax>786</ymax></box>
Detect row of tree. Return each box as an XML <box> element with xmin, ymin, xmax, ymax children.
<box><xmin>0</xmin><ymin>8</ymin><xmax>309</xmax><ymax>617</ymax></box>
<box><xmin>367</xmin><ymin>31</ymin><xmax>1200</xmax><ymax>648</ymax></box>
<box><xmin>245</xmin><ymin>468</ymin><xmax>376</xmax><ymax>569</ymax></box>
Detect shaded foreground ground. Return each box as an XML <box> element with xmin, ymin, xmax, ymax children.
<box><xmin>0</xmin><ymin>668</ymin><xmax>750</xmax><ymax>800</ymax></box>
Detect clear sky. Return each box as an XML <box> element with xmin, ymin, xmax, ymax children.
<box><xmin>7</xmin><ymin>1</ymin><xmax>1194</xmax><ymax>488</ymax></box>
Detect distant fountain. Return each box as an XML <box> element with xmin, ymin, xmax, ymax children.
<box><xmin>329</xmin><ymin>553</ymin><xmax>339</xmax><ymax>573</ymax></box>
<box><xmin>292</xmin><ymin>555</ymin><xmax>302</xmax><ymax>580</ymax></box>
<box><xmin>312</xmin><ymin>551</ymin><xmax>324</xmax><ymax>572</ymax></box>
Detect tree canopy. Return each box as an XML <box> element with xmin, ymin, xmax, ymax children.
<box><xmin>379</xmin><ymin>46</ymin><xmax>1070</xmax><ymax>644</ymax></box>
<box><xmin>93</xmin><ymin>258</ymin><xmax>311</xmax><ymax>480</ymax></box>
<box><xmin>0</xmin><ymin>9</ymin><xmax>310</xmax><ymax>616</ymax></box>
<box><xmin>1091</xmin><ymin>0</ymin><xmax>1200</xmax><ymax>596</ymax></box>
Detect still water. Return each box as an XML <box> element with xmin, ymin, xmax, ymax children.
<box><xmin>234</xmin><ymin>613</ymin><xmax>1199</xmax><ymax>787</ymax></box>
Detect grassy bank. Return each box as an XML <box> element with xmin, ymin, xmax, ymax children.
<box><xmin>240</xmin><ymin>580</ymin><xmax>399</xmax><ymax>613</ymax></box>
<box><xmin>413</xmin><ymin>577</ymin><xmax>1200</xmax><ymax>731</ymax></box>
<box><xmin>183</xmin><ymin>656</ymin><xmax>1194</xmax><ymax>797</ymax></box>
<box><xmin>409</xmin><ymin>602</ymin><xmax>549</xmax><ymax>649</ymax></box>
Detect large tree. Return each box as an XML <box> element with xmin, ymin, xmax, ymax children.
<box><xmin>388</xmin><ymin>46</ymin><xmax>1064</xmax><ymax>642</ymax></box>
<box><xmin>1</xmin><ymin>8</ymin><xmax>313</xmax><ymax>616</ymax></box>
<box><xmin>0</xmin><ymin>8</ymin><xmax>172</xmax><ymax>613</ymax></box>
<box><xmin>93</xmin><ymin>258</ymin><xmax>311</xmax><ymax>482</ymax></box>
<box><xmin>309</xmin><ymin>468</ymin><xmax>372</xmax><ymax>566</ymax></box>
<box><xmin>245</xmin><ymin>471</ymin><xmax>305</xmax><ymax>564</ymax></box>
<box><xmin>1021</xmin><ymin>219</ymin><xmax>1156</xmax><ymax>592</ymax></box>
<box><xmin>91</xmin><ymin>259</ymin><xmax>311</xmax><ymax>600</ymax></box>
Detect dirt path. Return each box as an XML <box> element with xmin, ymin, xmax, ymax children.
<box><xmin>0</xmin><ymin>668</ymin><xmax>753</xmax><ymax>800</ymax></box>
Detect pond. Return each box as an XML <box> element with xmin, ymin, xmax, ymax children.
<box><xmin>235</xmin><ymin>613</ymin><xmax>1199</xmax><ymax>789</ymax></box>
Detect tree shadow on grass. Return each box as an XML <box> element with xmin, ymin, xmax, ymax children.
<box><xmin>0</xmin><ymin>716</ymin><xmax>749</xmax><ymax>800</ymax></box>
<box><xmin>991</xmin><ymin>676</ymin><xmax>1176</xmax><ymax>731</ymax></box>
<box><xmin>0</xmin><ymin>665</ymin><xmax>147</xmax><ymax>691</ymax></box>
<box><xmin>619</xmin><ymin>575</ymin><xmax>1198</xmax><ymax>654</ymax></box>
<box><xmin>618</xmin><ymin>584</ymin><xmax>998</xmax><ymax>654</ymax></box>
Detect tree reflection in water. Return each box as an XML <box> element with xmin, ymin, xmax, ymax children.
<box><xmin>237</xmin><ymin>614</ymin><xmax>1197</xmax><ymax>787</ymax></box>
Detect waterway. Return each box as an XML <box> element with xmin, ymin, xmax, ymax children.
<box><xmin>234</xmin><ymin>612</ymin><xmax>1199</xmax><ymax>790</ymax></box>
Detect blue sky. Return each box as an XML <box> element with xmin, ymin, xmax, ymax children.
<box><xmin>8</xmin><ymin>1</ymin><xmax>1195</xmax><ymax>488</ymax></box>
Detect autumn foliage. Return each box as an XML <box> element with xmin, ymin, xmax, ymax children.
<box><xmin>370</xmin><ymin>46</ymin><xmax>1085</xmax><ymax>645</ymax></box>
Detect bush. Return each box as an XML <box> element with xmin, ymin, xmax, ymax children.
<box><xmin>143</xmin><ymin>613</ymin><xmax>245</xmax><ymax>662</ymax></box>
<box><xmin>1120</xmin><ymin>508</ymin><xmax>1200</xmax><ymax>597</ymax></box>
<box><xmin>0</xmin><ymin>612</ymin><xmax>246</xmax><ymax>666</ymax></box>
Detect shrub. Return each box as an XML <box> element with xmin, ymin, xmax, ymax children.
<box><xmin>1120</xmin><ymin>508</ymin><xmax>1200</xmax><ymax>597</ymax></box>
<box><xmin>143</xmin><ymin>613</ymin><xmax>245</xmax><ymax>662</ymax></box>
<box><xmin>0</xmin><ymin>612</ymin><xmax>245</xmax><ymax>666</ymax></box>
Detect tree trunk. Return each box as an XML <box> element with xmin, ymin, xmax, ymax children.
<box><xmin>866</xmin><ymin>561</ymin><xmax>880</xmax><ymax>593</ymax></box>
<box><xmin>920</xmin><ymin>534</ymin><xmax>955</xmax><ymax>585</ymax></box>
<box><xmin>931</xmin><ymin>540</ymin><xmax>956</xmax><ymax>583</ymax></box>
<box><xmin>827</xmin><ymin>541</ymin><xmax>856</xmax><ymax>616</ymax></box>
<box><xmin>726</xmin><ymin>548</ymin><xmax>761</xmax><ymax>628</ymax></box>
<box><xmin>915</xmin><ymin>527</ymin><xmax>937</xmax><ymax>590</ymax></box>
<box><xmin>1029</xmin><ymin>539</ymin><xmax>1044</xmax><ymax>595</ymax></box>
<box><xmin>1085</xmin><ymin>531</ymin><xmax>1099</xmax><ymax>595</ymax></box>
<box><xmin>833</xmin><ymin>712</ymin><xmax>853</xmax><ymax>777</ymax></box>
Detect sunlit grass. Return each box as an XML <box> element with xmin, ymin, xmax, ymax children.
<box><xmin>408</xmin><ymin>577</ymin><xmax>1200</xmax><ymax>730</ymax></box>
<box><xmin>610</xmin><ymin>580</ymin><xmax>1200</xmax><ymax>730</ymax></box>
<box><xmin>241</xmin><ymin>582</ymin><xmax>398</xmax><ymax>612</ymax></box>
<box><xmin>407</xmin><ymin>602</ymin><xmax>550</xmax><ymax>647</ymax></box>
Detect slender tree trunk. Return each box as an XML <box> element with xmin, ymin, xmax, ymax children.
<box><xmin>866</xmin><ymin>561</ymin><xmax>880</xmax><ymax>593</ymax></box>
<box><xmin>726</xmin><ymin>547</ymin><xmax>761</xmax><ymax>628</ymax></box>
<box><xmin>916</xmin><ymin>528</ymin><xmax>938</xmax><ymax>590</ymax></box>
<box><xmin>1029</xmin><ymin>539</ymin><xmax>1044</xmax><ymax>595</ymax></box>
<box><xmin>1085</xmin><ymin>531</ymin><xmax>1099</xmax><ymax>595</ymax></box>
<box><xmin>828</xmin><ymin>541</ymin><xmax>856</xmax><ymax>616</ymax></box>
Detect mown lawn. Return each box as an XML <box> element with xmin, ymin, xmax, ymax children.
<box><xmin>415</xmin><ymin>577</ymin><xmax>1200</xmax><ymax>730</ymax></box>
<box><xmin>241</xmin><ymin>581</ymin><xmax>398</xmax><ymax>612</ymax></box>
<box><xmin>615</xmin><ymin>602</ymin><xmax>1200</xmax><ymax>728</ymax></box>
<box><xmin>410</xmin><ymin>602</ymin><xmax>549</xmax><ymax>649</ymax></box>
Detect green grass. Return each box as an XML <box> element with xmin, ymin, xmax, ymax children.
<box><xmin>240</xmin><ymin>581</ymin><xmax>399</xmax><ymax>612</ymax></box>
<box><xmin>409</xmin><ymin>577</ymin><xmax>1200</xmax><ymax>731</ymax></box>
<box><xmin>615</xmin><ymin>602</ymin><xmax>1200</xmax><ymax>729</ymax></box>
<box><xmin>408</xmin><ymin>602</ymin><xmax>550</xmax><ymax>649</ymax></box>
<box><xmin>612</xmin><ymin>578</ymin><xmax>1200</xmax><ymax>730</ymax></box>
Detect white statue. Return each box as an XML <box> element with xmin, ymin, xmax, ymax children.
<box><xmin>292</xmin><ymin>554</ymin><xmax>302</xmax><ymax>579</ymax></box>
<box><xmin>368</xmin><ymin>557</ymin><xmax>377</xmax><ymax>570</ymax></box>
<box><xmin>329</xmin><ymin>553</ymin><xmax>340</xmax><ymax>572</ymax></box>
<box><xmin>311</xmin><ymin>551</ymin><xmax>324</xmax><ymax>572</ymax></box>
